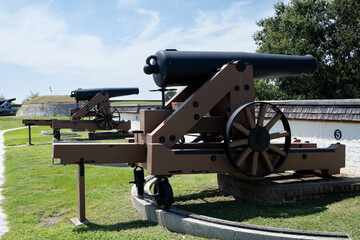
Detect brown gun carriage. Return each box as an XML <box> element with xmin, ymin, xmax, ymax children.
<box><xmin>22</xmin><ymin>87</ymin><xmax>139</xmax><ymax>143</ymax></box>
<box><xmin>52</xmin><ymin>50</ymin><xmax>345</xmax><ymax>222</ymax></box>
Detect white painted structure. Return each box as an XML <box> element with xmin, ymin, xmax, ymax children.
<box><xmin>289</xmin><ymin>120</ymin><xmax>360</xmax><ymax>174</ymax></box>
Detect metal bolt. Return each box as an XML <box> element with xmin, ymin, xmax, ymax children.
<box><xmin>245</xmin><ymin>84</ymin><xmax>250</xmax><ymax>90</ymax></box>
<box><xmin>170</xmin><ymin>135</ymin><xmax>176</xmax><ymax>141</ymax></box>
<box><xmin>159</xmin><ymin>136</ymin><xmax>165</xmax><ymax>143</ymax></box>
<box><xmin>211</xmin><ymin>155</ymin><xmax>217</xmax><ymax>161</ymax></box>
<box><xmin>234</xmin><ymin>85</ymin><xmax>240</xmax><ymax>91</ymax></box>
<box><xmin>193</xmin><ymin>101</ymin><xmax>199</xmax><ymax>107</ymax></box>
<box><xmin>302</xmin><ymin>154</ymin><xmax>307</xmax><ymax>159</ymax></box>
<box><xmin>194</xmin><ymin>114</ymin><xmax>200</xmax><ymax>120</ymax></box>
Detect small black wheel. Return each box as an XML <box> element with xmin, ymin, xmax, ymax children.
<box><xmin>224</xmin><ymin>102</ymin><xmax>291</xmax><ymax>177</ymax></box>
<box><xmin>53</xmin><ymin>129</ymin><xmax>61</xmax><ymax>140</ymax></box>
<box><xmin>154</xmin><ymin>176</ymin><xmax>174</xmax><ymax>209</ymax></box>
<box><xmin>95</xmin><ymin>106</ymin><xmax>120</xmax><ymax>130</ymax></box>
<box><xmin>178</xmin><ymin>136</ymin><xmax>185</xmax><ymax>144</ymax></box>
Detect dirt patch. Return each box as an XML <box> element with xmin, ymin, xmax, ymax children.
<box><xmin>40</xmin><ymin>215</ymin><xmax>64</xmax><ymax>227</ymax></box>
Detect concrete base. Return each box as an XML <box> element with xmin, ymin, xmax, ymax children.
<box><xmin>70</xmin><ymin>217</ymin><xmax>89</xmax><ymax>226</ymax></box>
<box><xmin>218</xmin><ymin>171</ymin><xmax>360</xmax><ymax>206</ymax></box>
<box><xmin>131</xmin><ymin>177</ymin><xmax>350</xmax><ymax>240</ymax></box>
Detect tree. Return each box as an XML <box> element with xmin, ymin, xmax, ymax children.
<box><xmin>254</xmin><ymin>79</ymin><xmax>285</xmax><ymax>100</ymax></box>
<box><xmin>253</xmin><ymin>0</ymin><xmax>360</xmax><ymax>99</ymax></box>
<box><xmin>22</xmin><ymin>91</ymin><xmax>40</xmax><ymax>104</ymax></box>
<box><xmin>165</xmin><ymin>90</ymin><xmax>176</xmax><ymax>101</ymax></box>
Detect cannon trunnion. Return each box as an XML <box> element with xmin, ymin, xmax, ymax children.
<box><xmin>52</xmin><ymin>50</ymin><xmax>345</xmax><ymax>223</ymax></box>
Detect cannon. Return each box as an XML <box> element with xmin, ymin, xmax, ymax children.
<box><xmin>0</xmin><ymin>98</ymin><xmax>17</xmax><ymax>116</ymax></box>
<box><xmin>143</xmin><ymin>50</ymin><xmax>317</xmax><ymax>87</ymax></box>
<box><xmin>52</xmin><ymin>50</ymin><xmax>345</xmax><ymax>223</ymax></box>
<box><xmin>23</xmin><ymin>87</ymin><xmax>139</xmax><ymax>143</ymax></box>
<box><xmin>71</xmin><ymin>88</ymin><xmax>139</xmax><ymax>102</ymax></box>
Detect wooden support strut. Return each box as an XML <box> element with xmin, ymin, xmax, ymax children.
<box><xmin>77</xmin><ymin>158</ymin><xmax>86</xmax><ymax>222</ymax></box>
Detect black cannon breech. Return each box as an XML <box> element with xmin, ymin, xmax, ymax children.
<box><xmin>144</xmin><ymin>50</ymin><xmax>317</xmax><ymax>87</ymax></box>
<box><xmin>71</xmin><ymin>88</ymin><xmax>139</xmax><ymax>101</ymax></box>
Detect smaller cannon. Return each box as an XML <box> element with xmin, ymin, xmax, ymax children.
<box><xmin>23</xmin><ymin>87</ymin><xmax>139</xmax><ymax>143</ymax></box>
<box><xmin>71</xmin><ymin>88</ymin><xmax>139</xmax><ymax>102</ymax></box>
<box><xmin>0</xmin><ymin>98</ymin><xmax>17</xmax><ymax>116</ymax></box>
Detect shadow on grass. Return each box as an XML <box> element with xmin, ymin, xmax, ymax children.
<box><xmin>173</xmin><ymin>189</ymin><xmax>342</xmax><ymax>223</ymax></box>
<box><xmin>74</xmin><ymin>220</ymin><xmax>157</xmax><ymax>233</ymax></box>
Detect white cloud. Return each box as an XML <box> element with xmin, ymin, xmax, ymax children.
<box><xmin>0</xmin><ymin>1</ymin><xmax>268</xmax><ymax>100</ymax></box>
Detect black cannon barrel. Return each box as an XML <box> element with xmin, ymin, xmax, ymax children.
<box><xmin>70</xmin><ymin>88</ymin><xmax>139</xmax><ymax>101</ymax></box>
<box><xmin>0</xmin><ymin>98</ymin><xmax>16</xmax><ymax>105</ymax></box>
<box><xmin>143</xmin><ymin>50</ymin><xmax>317</xmax><ymax>87</ymax></box>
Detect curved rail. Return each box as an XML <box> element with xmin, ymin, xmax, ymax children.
<box><xmin>131</xmin><ymin>176</ymin><xmax>350</xmax><ymax>240</ymax></box>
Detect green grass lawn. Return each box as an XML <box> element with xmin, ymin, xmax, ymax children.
<box><xmin>0</xmin><ymin>117</ymin><xmax>23</xmax><ymax>130</ymax></box>
<box><xmin>1</xmin><ymin>117</ymin><xmax>360</xmax><ymax>239</ymax></box>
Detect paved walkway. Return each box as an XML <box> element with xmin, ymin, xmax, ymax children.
<box><xmin>0</xmin><ymin>127</ymin><xmax>26</xmax><ymax>237</ymax></box>
<box><xmin>0</xmin><ymin>130</ymin><xmax>9</xmax><ymax>237</ymax></box>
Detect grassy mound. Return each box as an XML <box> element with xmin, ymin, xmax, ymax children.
<box><xmin>24</xmin><ymin>95</ymin><xmax>75</xmax><ymax>104</ymax></box>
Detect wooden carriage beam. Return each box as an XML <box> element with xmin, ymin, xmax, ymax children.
<box><xmin>52</xmin><ymin>143</ymin><xmax>146</xmax><ymax>165</ymax></box>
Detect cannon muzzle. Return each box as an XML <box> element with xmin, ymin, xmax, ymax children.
<box><xmin>70</xmin><ymin>88</ymin><xmax>139</xmax><ymax>101</ymax></box>
<box><xmin>144</xmin><ymin>50</ymin><xmax>317</xmax><ymax>87</ymax></box>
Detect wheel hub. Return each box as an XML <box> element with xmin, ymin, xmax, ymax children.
<box><xmin>104</xmin><ymin>113</ymin><xmax>112</xmax><ymax>122</ymax></box>
<box><xmin>248</xmin><ymin>126</ymin><xmax>270</xmax><ymax>152</ymax></box>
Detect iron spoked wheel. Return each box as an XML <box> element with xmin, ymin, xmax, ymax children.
<box><xmin>154</xmin><ymin>176</ymin><xmax>174</xmax><ymax>209</ymax></box>
<box><xmin>95</xmin><ymin>106</ymin><xmax>120</xmax><ymax>130</ymax></box>
<box><xmin>224</xmin><ymin>102</ymin><xmax>291</xmax><ymax>177</ymax></box>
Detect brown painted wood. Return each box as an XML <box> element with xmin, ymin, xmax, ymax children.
<box><xmin>53</xmin><ymin>143</ymin><xmax>146</xmax><ymax>165</ymax></box>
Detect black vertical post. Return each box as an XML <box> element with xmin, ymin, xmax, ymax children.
<box><xmin>77</xmin><ymin>158</ymin><xmax>86</xmax><ymax>222</ymax></box>
<box><xmin>28</xmin><ymin>125</ymin><xmax>32</xmax><ymax>145</ymax></box>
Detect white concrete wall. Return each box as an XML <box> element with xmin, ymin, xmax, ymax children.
<box><xmin>288</xmin><ymin>120</ymin><xmax>360</xmax><ymax>175</ymax></box>
<box><xmin>16</xmin><ymin>103</ymin><xmax>77</xmax><ymax>117</ymax></box>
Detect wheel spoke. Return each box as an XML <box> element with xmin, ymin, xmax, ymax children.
<box><xmin>268</xmin><ymin>144</ymin><xmax>286</xmax><ymax>157</ymax></box>
<box><xmin>257</xmin><ymin>103</ymin><xmax>267</xmax><ymax>127</ymax></box>
<box><xmin>251</xmin><ymin>152</ymin><xmax>259</xmax><ymax>176</ymax></box>
<box><xmin>229</xmin><ymin>138</ymin><xmax>248</xmax><ymax>148</ymax></box>
<box><xmin>232</xmin><ymin>122</ymin><xmax>250</xmax><ymax>136</ymax></box>
<box><xmin>244</xmin><ymin>107</ymin><xmax>256</xmax><ymax>129</ymax></box>
<box><xmin>109</xmin><ymin>121</ymin><xmax>114</xmax><ymax>129</ymax></box>
<box><xmin>270</xmin><ymin>130</ymin><xmax>290</xmax><ymax>140</ymax></box>
<box><xmin>260</xmin><ymin>151</ymin><xmax>274</xmax><ymax>171</ymax></box>
<box><xmin>235</xmin><ymin>147</ymin><xmax>252</xmax><ymax>167</ymax></box>
<box><xmin>99</xmin><ymin>121</ymin><xmax>106</xmax><ymax>129</ymax></box>
<box><xmin>265</xmin><ymin>112</ymin><xmax>282</xmax><ymax>131</ymax></box>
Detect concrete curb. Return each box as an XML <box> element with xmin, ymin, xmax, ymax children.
<box><xmin>131</xmin><ymin>177</ymin><xmax>351</xmax><ymax>240</ymax></box>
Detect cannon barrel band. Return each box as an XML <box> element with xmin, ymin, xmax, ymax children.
<box><xmin>144</xmin><ymin>49</ymin><xmax>317</xmax><ymax>88</ymax></box>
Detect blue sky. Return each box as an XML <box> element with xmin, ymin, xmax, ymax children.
<box><xmin>0</xmin><ymin>0</ymin><xmax>284</xmax><ymax>103</ymax></box>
